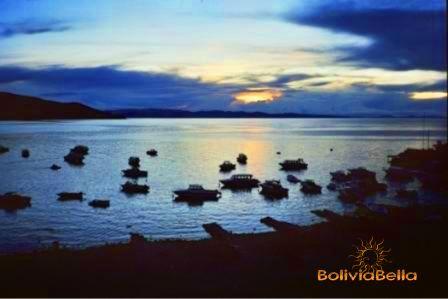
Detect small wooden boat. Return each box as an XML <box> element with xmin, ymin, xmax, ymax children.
<box><xmin>220</xmin><ymin>174</ymin><xmax>260</xmax><ymax>189</ymax></box>
<box><xmin>287</xmin><ymin>174</ymin><xmax>300</xmax><ymax>183</ymax></box>
<box><xmin>71</xmin><ymin>145</ymin><xmax>89</xmax><ymax>155</ymax></box>
<box><xmin>121</xmin><ymin>182</ymin><xmax>149</xmax><ymax>194</ymax></box>
<box><xmin>128</xmin><ymin>157</ymin><xmax>140</xmax><ymax>168</ymax></box>
<box><xmin>0</xmin><ymin>193</ymin><xmax>31</xmax><ymax>211</ymax></box>
<box><xmin>122</xmin><ymin>168</ymin><xmax>148</xmax><ymax>179</ymax></box>
<box><xmin>279</xmin><ymin>159</ymin><xmax>308</xmax><ymax>171</ymax></box>
<box><xmin>338</xmin><ymin>187</ymin><xmax>362</xmax><ymax>203</ymax></box>
<box><xmin>219</xmin><ymin>161</ymin><xmax>236</xmax><ymax>172</ymax></box>
<box><xmin>88</xmin><ymin>199</ymin><xmax>110</xmax><ymax>208</ymax></box>
<box><xmin>384</xmin><ymin>167</ymin><xmax>414</xmax><ymax>182</ymax></box>
<box><xmin>57</xmin><ymin>192</ymin><xmax>84</xmax><ymax>201</ymax></box>
<box><xmin>260</xmin><ymin>180</ymin><xmax>289</xmax><ymax>199</ymax></box>
<box><xmin>173</xmin><ymin>185</ymin><xmax>221</xmax><ymax>202</ymax></box>
<box><xmin>21</xmin><ymin>149</ymin><xmax>30</xmax><ymax>158</ymax></box>
<box><xmin>64</xmin><ymin>152</ymin><xmax>85</xmax><ymax>165</ymax></box>
<box><xmin>50</xmin><ymin>164</ymin><xmax>61</xmax><ymax>171</ymax></box>
<box><xmin>0</xmin><ymin>145</ymin><xmax>9</xmax><ymax>154</ymax></box>
<box><xmin>146</xmin><ymin>149</ymin><xmax>158</xmax><ymax>156</ymax></box>
<box><xmin>330</xmin><ymin>170</ymin><xmax>351</xmax><ymax>183</ymax></box>
<box><xmin>236</xmin><ymin>153</ymin><xmax>247</xmax><ymax>164</ymax></box>
<box><xmin>299</xmin><ymin>180</ymin><xmax>322</xmax><ymax>195</ymax></box>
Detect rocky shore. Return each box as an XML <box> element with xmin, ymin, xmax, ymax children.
<box><xmin>0</xmin><ymin>203</ymin><xmax>446</xmax><ymax>297</ymax></box>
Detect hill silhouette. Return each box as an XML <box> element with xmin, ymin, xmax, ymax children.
<box><xmin>0</xmin><ymin>92</ymin><xmax>121</xmax><ymax>120</ymax></box>
<box><xmin>109</xmin><ymin>108</ymin><xmax>337</xmax><ymax>118</ymax></box>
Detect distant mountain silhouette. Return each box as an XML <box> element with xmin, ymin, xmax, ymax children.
<box><xmin>0</xmin><ymin>92</ymin><xmax>121</xmax><ymax>120</ymax></box>
<box><xmin>109</xmin><ymin>108</ymin><xmax>339</xmax><ymax>118</ymax></box>
<box><xmin>1</xmin><ymin>92</ymin><xmax>443</xmax><ymax>120</ymax></box>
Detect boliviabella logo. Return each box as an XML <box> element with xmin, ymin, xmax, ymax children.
<box><xmin>317</xmin><ymin>237</ymin><xmax>418</xmax><ymax>282</ymax></box>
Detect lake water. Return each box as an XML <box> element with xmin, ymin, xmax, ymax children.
<box><xmin>0</xmin><ymin>118</ymin><xmax>447</xmax><ymax>253</ymax></box>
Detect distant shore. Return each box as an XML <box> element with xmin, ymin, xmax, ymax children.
<box><xmin>1</xmin><ymin>91</ymin><xmax>446</xmax><ymax>121</ymax></box>
<box><xmin>0</xmin><ymin>203</ymin><xmax>446</xmax><ymax>297</ymax></box>
<box><xmin>106</xmin><ymin>107</ymin><xmax>448</xmax><ymax>119</ymax></box>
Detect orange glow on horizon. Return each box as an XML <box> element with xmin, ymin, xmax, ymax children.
<box><xmin>233</xmin><ymin>89</ymin><xmax>282</xmax><ymax>104</ymax></box>
<box><xmin>410</xmin><ymin>91</ymin><xmax>447</xmax><ymax>100</ymax></box>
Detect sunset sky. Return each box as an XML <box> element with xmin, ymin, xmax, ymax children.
<box><xmin>0</xmin><ymin>0</ymin><xmax>446</xmax><ymax>115</ymax></box>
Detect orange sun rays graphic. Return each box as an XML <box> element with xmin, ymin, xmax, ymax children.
<box><xmin>349</xmin><ymin>237</ymin><xmax>391</xmax><ymax>273</ymax></box>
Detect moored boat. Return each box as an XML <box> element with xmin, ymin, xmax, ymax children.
<box><xmin>338</xmin><ymin>187</ymin><xmax>362</xmax><ymax>203</ymax></box>
<box><xmin>279</xmin><ymin>159</ymin><xmax>308</xmax><ymax>171</ymax></box>
<box><xmin>326</xmin><ymin>182</ymin><xmax>338</xmax><ymax>191</ymax></box>
<box><xmin>328</xmin><ymin>167</ymin><xmax>387</xmax><ymax>203</ymax></box>
<box><xmin>64</xmin><ymin>152</ymin><xmax>85</xmax><ymax>165</ymax></box>
<box><xmin>128</xmin><ymin>156</ymin><xmax>140</xmax><ymax>168</ymax></box>
<box><xmin>260</xmin><ymin>180</ymin><xmax>289</xmax><ymax>199</ymax></box>
<box><xmin>121</xmin><ymin>182</ymin><xmax>149</xmax><ymax>194</ymax></box>
<box><xmin>236</xmin><ymin>153</ymin><xmax>247</xmax><ymax>164</ymax></box>
<box><xmin>330</xmin><ymin>170</ymin><xmax>351</xmax><ymax>183</ymax></box>
<box><xmin>122</xmin><ymin>168</ymin><xmax>148</xmax><ymax>179</ymax></box>
<box><xmin>348</xmin><ymin>167</ymin><xmax>377</xmax><ymax>181</ymax></box>
<box><xmin>147</xmin><ymin>149</ymin><xmax>158</xmax><ymax>156</ymax></box>
<box><xmin>71</xmin><ymin>145</ymin><xmax>89</xmax><ymax>156</ymax></box>
<box><xmin>287</xmin><ymin>174</ymin><xmax>300</xmax><ymax>183</ymax></box>
<box><xmin>384</xmin><ymin>167</ymin><xmax>414</xmax><ymax>183</ymax></box>
<box><xmin>299</xmin><ymin>179</ymin><xmax>322</xmax><ymax>195</ymax></box>
<box><xmin>219</xmin><ymin>161</ymin><xmax>236</xmax><ymax>172</ymax></box>
<box><xmin>88</xmin><ymin>199</ymin><xmax>110</xmax><ymax>208</ymax></box>
<box><xmin>0</xmin><ymin>193</ymin><xmax>31</xmax><ymax>211</ymax></box>
<box><xmin>173</xmin><ymin>185</ymin><xmax>221</xmax><ymax>202</ymax></box>
<box><xmin>57</xmin><ymin>192</ymin><xmax>84</xmax><ymax>201</ymax></box>
<box><xmin>50</xmin><ymin>164</ymin><xmax>61</xmax><ymax>170</ymax></box>
<box><xmin>0</xmin><ymin>145</ymin><xmax>9</xmax><ymax>154</ymax></box>
<box><xmin>220</xmin><ymin>174</ymin><xmax>260</xmax><ymax>190</ymax></box>
<box><xmin>21</xmin><ymin>149</ymin><xmax>30</xmax><ymax>158</ymax></box>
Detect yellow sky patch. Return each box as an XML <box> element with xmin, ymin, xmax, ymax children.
<box><xmin>233</xmin><ymin>88</ymin><xmax>283</xmax><ymax>104</ymax></box>
<box><xmin>409</xmin><ymin>91</ymin><xmax>447</xmax><ymax>100</ymax></box>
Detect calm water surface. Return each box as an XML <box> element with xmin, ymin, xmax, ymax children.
<box><xmin>0</xmin><ymin>118</ymin><xmax>447</xmax><ymax>253</ymax></box>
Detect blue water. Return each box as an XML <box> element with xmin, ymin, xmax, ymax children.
<box><xmin>0</xmin><ymin>118</ymin><xmax>446</xmax><ymax>253</ymax></box>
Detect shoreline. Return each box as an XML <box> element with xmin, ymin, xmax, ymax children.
<box><xmin>1</xmin><ymin>203</ymin><xmax>447</xmax><ymax>297</ymax></box>
<box><xmin>1</xmin><ymin>115</ymin><xmax>448</xmax><ymax>121</ymax></box>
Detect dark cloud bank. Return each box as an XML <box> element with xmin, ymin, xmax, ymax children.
<box><xmin>285</xmin><ymin>1</ymin><xmax>447</xmax><ymax>71</ymax></box>
<box><xmin>0</xmin><ymin>65</ymin><xmax>238</xmax><ymax>110</ymax></box>
<box><xmin>0</xmin><ymin>64</ymin><xmax>445</xmax><ymax>116</ymax></box>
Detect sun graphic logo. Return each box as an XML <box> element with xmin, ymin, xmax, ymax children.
<box><xmin>349</xmin><ymin>237</ymin><xmax>391</xmax><ymax>273</ymax></box>
<box><xmin>317</xmin><ymin>237</ymin><xmax>417</xmax><ymax>281</ymax></box>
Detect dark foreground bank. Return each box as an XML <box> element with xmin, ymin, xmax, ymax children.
<box><xmin>0</xmin><ymin>203</ymin><xmax>447</xmax><ymax>298</ymax></box>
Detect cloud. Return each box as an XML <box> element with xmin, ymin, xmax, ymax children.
<box><xmin>352</xmin><ymin>78</ymin><xmax>447</xmax><ymax>94</ymax></box>
<box><xmin>0</xmin><ymin>64</ymin><xmax>446</xmax><ymax>116</ymax></box>
<box><xmin>0</xmin><ymin>65</ymin><xmax>239</xmax><ymax>110</ymax></box>
<box><xmin>0</xmin><ymin>65</ymin><xmax>33</xmax><ymax>83</ymax></box>
<box><xmin>269</xmin><ymin>73</ymin><xmax>317</xmax><ymax>88</ymax></box>
<box><xmin>285</xmin><ymin>1</ymin><xmax>447</xmax><ymax>71</ymax></box>
<box><xmin>0</xmin><ymin>20</ymin><xmax>71</xmax><ymax>38</ymax></box>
